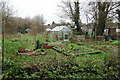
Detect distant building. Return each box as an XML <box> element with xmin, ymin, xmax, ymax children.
<box><xmin>104</xmin><ymin>23</ymin><xmax>119</xmax><ymax>40</ymax></box>
<box><xmin>81</xmin><ymin>25</ymin><xmax>93</xmax><ymax>34</ymax></box>
<box><xmin>25</xmin><ymin>28</ymin><xmax>30</xmax><ymax>33</ymax></box>
<box><xmin>104</xmin><ymin>23</ymin><xmax>119</xmax><ymax>34</ymax></box>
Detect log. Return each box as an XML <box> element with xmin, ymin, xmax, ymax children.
<box><xmin>18</xmin><ymin>52</ymin><xmax>45</xmax><ymax>56</ymax></box>
<box><xmin>91</xmin><ymin>47</ymin><xmax>108</xmax><ymax>52</ymax></box>
<box><xmin>75</xmin><ymin>51</ymin><xmax>100</xmax><ymax>56</ymax></box>
<box><xmin>80</xmin><ymin>51</ymin><xmax>100</xmax><ymax>55</ymax></box>
<box><xmin>52</xmin><ymin>47</ymin><xmax>69</xmax><ymax>56</ymax></box>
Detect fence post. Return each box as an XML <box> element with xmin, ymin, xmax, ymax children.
<box><xmin>2</xmin><ymin>20</ymin><xmax>5</xmax><ymax>66</ymax></box>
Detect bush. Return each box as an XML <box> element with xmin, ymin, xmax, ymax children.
<box><xmin>46</xmin><ymin>39</ymin><xmax>50</xmax><ymax>42</ymax></box>
<box><xmin>53</xmin><ymin>40</ymin><xmax>56</xmax><ymax>42</ymax></box>
<box><xmin>73</xmin><ymin>31</ymin><xmax>84</xmax><ymax>35</ymax></box>
<box><xmin>111</xmin><ymin>40</ymin><xmax>120</xmax><ymax>45</ymax></box>
<box><xmin>103</xmin><ymin>53</ymin><xmax>120</xmax><ymax>79</ymax></box>
<box><xmin>35</xmin><ymin>40</ymin><xmax>43</xmax><ymax>50</ymax></box>
<box><xmin>3</xmin><ymin>61</ymin><xmax>26</xmax><ymax>78</ymax></box>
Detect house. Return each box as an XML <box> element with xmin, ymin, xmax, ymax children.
<box><xmin>104</xmin><ymin>23</ymin><xmax>119</xmax><ymax>39</ymax></box>
<box><xmin>50</xmin><ymin>26</ymin><xmax>73</xmax><ymax>41</ymax></box>
<box><xmin>81</xmin><ymin>25</ymin><xmax>93</xmax><ymax>34</ymax></box>
<box><xmin>104</xmin><ymin>23</ymin><xmax>119</xmax><ymax>34</ymax></box>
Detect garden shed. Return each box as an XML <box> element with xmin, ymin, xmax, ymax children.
<box><xmin>50</xmin><ymin>26</ymin><xmax>72</xmax><ymax>41</ymax></box>
<box><xmin>25</xmin><ymin>28</ymin><xmax>30</xmax><ymax>33</ymax></box>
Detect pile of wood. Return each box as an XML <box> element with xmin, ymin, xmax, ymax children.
<box><xmin>18</xmin><ymin>52</ymin><xmax>45</xmax><ymax>56</ymax></box>
<box><xmin>18</xmin><ymin>48</ymin><xmax>46</xmax><ymax>56</ymax></box>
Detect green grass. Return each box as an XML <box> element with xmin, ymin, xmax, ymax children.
<box><xmin>2</xmin><ymin>34</ymin><xmax>120</xmax><ymax>79</ymax></box>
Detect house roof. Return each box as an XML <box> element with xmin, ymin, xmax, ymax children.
<box><xmin>51</xmin><ymin>26</ymin><xmax>72</xmax><ymax>32</ymax></box>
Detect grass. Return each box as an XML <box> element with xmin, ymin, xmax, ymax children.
<box><xmin>2</xmin><ymin>34</ymin><xmax>120</xmax><ymax>79</ymax></box>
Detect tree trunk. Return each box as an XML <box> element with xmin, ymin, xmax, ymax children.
<box><xmin>97</xmin><ymin>18</ymin><xmax>106</xmax><ymax>36</ymax></box>
<box><xmin>96</xmin><ymin>2</ymin><xmax>108</xmax><ymax>36</ymax></box>
<box><xmin>117</xmin><ymin>9</ymin><xmax>120</xmax><ymax>29</ymax></box>
<box><xmin>74</xmin><ymin>1</ymin><xmax>82</xmax><ymax>32</ymax></box>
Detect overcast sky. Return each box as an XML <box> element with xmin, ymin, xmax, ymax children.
<box><xmin>10</xmin><ymin>0</ymin><xmax>119</xmax><ymax>24</ymax></box>
<box><xmin>10</xmin><ymin>0</ymin><xmax>62</xmax><ymax>24</ymax></box>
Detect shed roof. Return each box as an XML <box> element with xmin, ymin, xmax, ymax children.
<box><xmin>51</xmin><ymin>26</ymin><xmax>72</xmax><ymax>32</ymax></box>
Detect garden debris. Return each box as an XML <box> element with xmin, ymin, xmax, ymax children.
<box><xmin>43</xmin><ymin>45</ymin><xmax>54</xmax><ymax>49</ymax></box>
<box><xmin>75</xmin><ymin>51</ymin><xmax>100</xmax><ymax>56</ymax></box>
<box><xmin>80</xmin><ymin>51</ymin><xmax>100</xmax><ymax>55</ymax></box>
<box><xmin>18</xmin><ymin>48</ymin><xmax>46</xmax><ymax>56</ymax></box>
<box><xmin>43</xmin><ymin>43</ymin><xmax>54</xmax><ymax>49</ymax></box>
<box><xmin>18</xmin><ymin>52</ymin><xmax>46</xmax><ymax>56</ymax></box>
<box><xmin>18</xmin><ymin>47</ymin><xmax>26</xmax><ymax>53</ymax></box>
<box><xmin>91</xmin><ymin>47</ymin><xmax>108</xmax><ymax>52</ymax></box>
<box><xmin>52</xmin><ymin>47</ymin><xmax>69</xmax><ymax>56</ymax></box>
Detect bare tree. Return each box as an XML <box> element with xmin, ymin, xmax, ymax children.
<box><xmin>31</xmin><ymin>14</ymin><xmax>46</xmax><ymax>33</ymax></box>
<box><xmin>116</xmin><ymin>9</ymin><xmax>120</xmax><ymax>28</ymax></box>
<box><xmin>58</xmin><ymin>0</ymin><xmax>82</xmax><ymax>32</ymax></box>
<box><xmin>97</xmin><ymin>2</ymin><xmax>120</xmax><ymax>35</ymax></box>
<box><xmin>1</xmin><ymin>0</ymin><xmax>17</xmax><ymax>34</ymax></box>
<box><xmin>87</xmin><ymin>1</ymin><xmax>120</xmax><ymax>36</ymax></box>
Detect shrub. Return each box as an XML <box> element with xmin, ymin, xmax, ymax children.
<box><xmin>53</xmin><ymin>40</ymin><xmax>56</xmax><ymax>42</ymax></box>
<box><xmin>3</xmin><ymin>61</ymin><xmax>26</xmax><ymax>78</ymax></box>
<box><xmin>111</xmin><ymin>40</ymin><xmax>120</xmax><ymax>45</ymax></box>
<box><xmin>103</xmin><ymin>53</ymin><xmax>120</xmax><ymax>79</ymax></box>
<box><xmin>35</xmin><ymin>40</ymin><xmax>43</xmax><ymax>50</ymax></box>
<box><xmin>73</xmin><ymin>31</ymin><xmax>84</xmax><ymax>35</ymax></box>
<box><xmin>46</xmin><ymin>39</ymin><xmax>50</xmax><ymax>42</ymax></box>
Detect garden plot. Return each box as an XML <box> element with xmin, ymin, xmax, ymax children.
<box><xmin>3</xmin><ymin>34</ymin><xmax>120</xmax><ymax>78</ymax></box>
<box><xmin>50</xmin><ymin>42</ymin><xmax>102</xmax><ymax>56</ymax></box>
<box><xmin>85</xmin><ymin>40</ymin><xmax>120</xmax><ymax>52</ymax></box>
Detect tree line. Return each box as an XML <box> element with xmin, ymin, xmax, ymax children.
<box><xmin>0</xmin><ymin>0</ymin><xmax>120</xmax><ymax>35</ymax></box>
<box><xmin>0</xmin><ymin>0</ymin><xmax>46</xmax><ymax>35</ymax></box>
<box><xmin>58</xmin><ymin>0</ymin><xmax>120</xmax><ymax>36</ymax></box>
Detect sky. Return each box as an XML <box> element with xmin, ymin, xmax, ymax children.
<box><xmin>10</xmin><ymin>0</ymin><xmax>62</xmax><ymax>24</ymax></box>
<box><xmin>10</xmin><ymin>0</ymin><xmax>119</xmax><ymax>24</ymax></box>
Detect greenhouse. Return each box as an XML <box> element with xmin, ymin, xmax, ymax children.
<box><xmin>50</xmin><ymin>26</ymin><xmax>73</xmax><ymax>41</ymax></box>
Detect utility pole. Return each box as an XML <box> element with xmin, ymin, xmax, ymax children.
<box><xmin>2</xmin><ymin>2</ymin><xmax>5</xmax><ymax>66</ymax></box>
<box><xmin>2</xmin><ymin>19</ymin><xmax>5</xmax><ymax>66</ymax></box>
